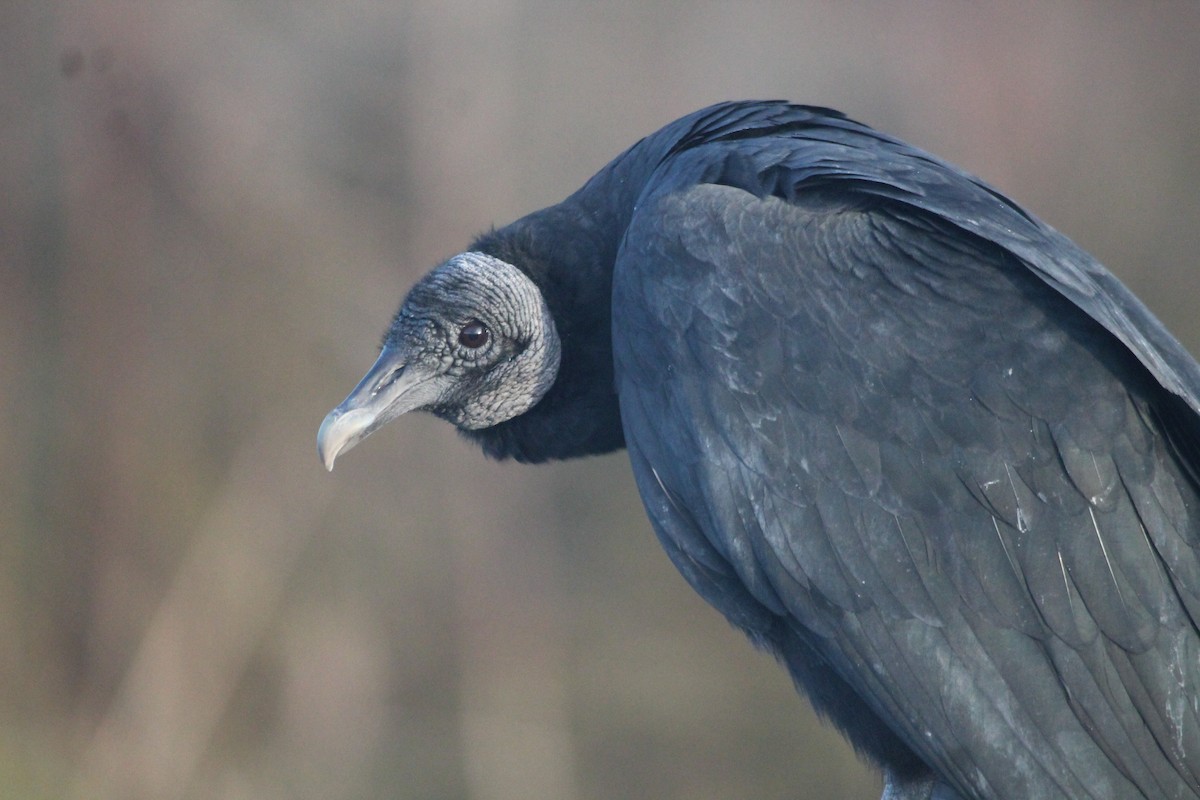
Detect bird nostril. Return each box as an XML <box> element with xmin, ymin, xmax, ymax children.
<box><xmin>374</xmin><ymin>367</ymin><xmax>404</xmax><ymax>396</ymax></box>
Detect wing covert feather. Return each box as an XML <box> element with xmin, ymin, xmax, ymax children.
<box><xmin>612</xmin><ymin>179</ymin><xmax>1200</xmax><ymax>799</ymax></box>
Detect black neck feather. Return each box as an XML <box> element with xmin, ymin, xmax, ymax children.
<box><xmin>459</xmin><ymin>200</ymin><xmax>627</xmax><ymax>463</ymax></box>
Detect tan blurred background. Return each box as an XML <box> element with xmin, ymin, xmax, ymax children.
<box><xmin>2</xmin><ymin>2</ymin><xmax>1199</xmax><ymax>798</ymax></box>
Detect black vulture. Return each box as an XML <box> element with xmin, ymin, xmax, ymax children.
<box><xmin>317</xmin><ymin>101</ymin><xmax>1200</xmax><ymax>800</ymax></box>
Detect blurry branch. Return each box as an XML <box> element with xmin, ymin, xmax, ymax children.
<box><xmin>443</xmin><ymin>470</ymin><xmax>582</xmax><ymax>800</ymax></box>
<box><xmin>394</xmin><ymin>5</ymin><xmax>582</xmax><ymax>799</ymax></box>
<box><xmin>70</xmin><ymin>404</ymin><xmax>332</xmax><ymax>800</ymax></box>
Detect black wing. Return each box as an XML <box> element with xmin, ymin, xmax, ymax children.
<box><xmin>611</xmin><ymin>115</ymin><xmax>1200</xmax><ymax>799</ymax></box>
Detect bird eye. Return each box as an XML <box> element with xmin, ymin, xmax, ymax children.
<box><xmin>458</xmin><ymin>319</ymin><xmax>490</xmax><ymax>349</ymax></box>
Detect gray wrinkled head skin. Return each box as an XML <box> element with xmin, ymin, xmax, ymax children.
<box><xmin>317</xmin><ymin>252</ymin><xmax>560</xmax><ymax>469</ymax></box>
<box><xmin>397</xmin><ymin>252</ymin><xmax>561</xmax><ymax>428</ymax></box>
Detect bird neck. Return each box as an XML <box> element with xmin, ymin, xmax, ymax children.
<box><xmin>459</xmin><ymin>196</ymin><xmax>628</xmax><ymax>463</ymax></box>
<box><xmin>452</xmin><ymin>115</ymin><xmax>715</xmax><ymax>463</ymax></box>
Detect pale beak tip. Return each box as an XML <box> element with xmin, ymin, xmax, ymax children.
<box><xmin>317</xmin><ymin>406</ymin><xmax>377</xmax><ymax>472</ymax></box>
<box><xmin>317</xmin><ymin>409</ymin><xmax>346</xmax><ymax>472</ymax></box>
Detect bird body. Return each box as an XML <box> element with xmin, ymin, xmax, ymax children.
<box><xmin>319</xmin><ymin>102</ymin><xmax>1200</xmax><ymax>799</ymax></box>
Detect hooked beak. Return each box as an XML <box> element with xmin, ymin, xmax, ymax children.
<box><xmin>317</xmin><ymin>346</ymin><xmax>440</xmax><ymax>471</ymax></box>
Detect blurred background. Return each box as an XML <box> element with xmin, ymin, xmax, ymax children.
<box><xmin>3</xmin><ymin>2</ymin><xmax>1199</xmax><ymax>798</ymax></box>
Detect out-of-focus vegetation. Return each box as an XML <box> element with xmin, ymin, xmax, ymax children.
<box><xmin>2</xmin><ymin>2</ymin><xmax>1199</xmax><ymax>798</ymax></box>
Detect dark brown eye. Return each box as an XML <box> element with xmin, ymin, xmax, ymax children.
<box><xmin>458</xmin><ymin>319</ymin><xmax>490</xmax><ymax>349</ymax></box>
